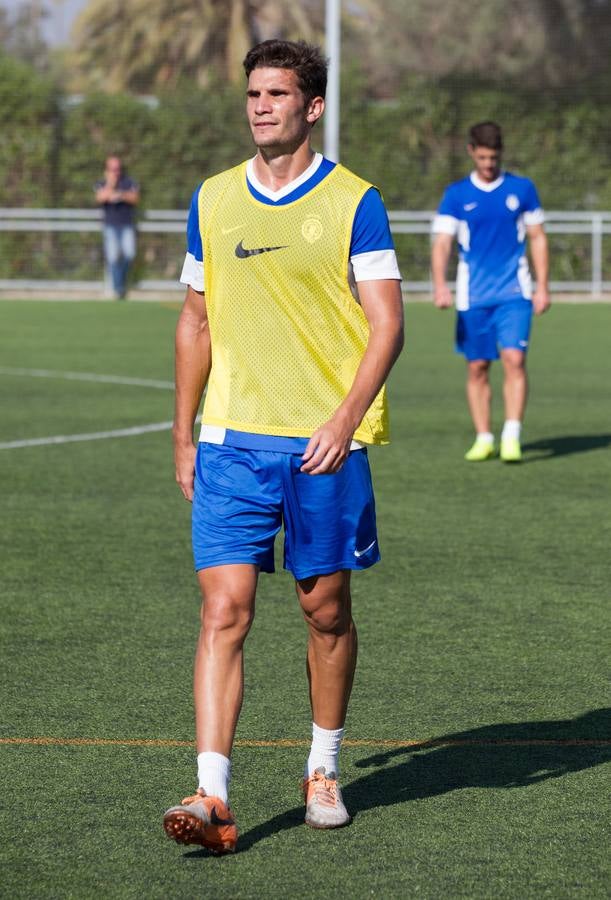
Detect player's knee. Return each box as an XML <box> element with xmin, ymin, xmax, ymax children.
<box><xmin>200</xmin><ymin>593</ymin><xmax>254</xmax><ymax>641</ymax></box>
<box><xmin>303</xmin><ymin>597</ymin><xmax>351</xmax><ymax>636</ymax></box>
<box><xmin>467</xmin><ymin>360</ymin><xmax>489</xmax><ymax>381</ymax></box>
<box><xmin>502</xmin><ymin>349</ymin><xmax>526</xmax><ymax>372</ymax></box>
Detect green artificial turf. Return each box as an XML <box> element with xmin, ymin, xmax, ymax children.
<box><xmin>0</xmin><ymin>300</ymin><xmax>609</xmax><ymax>898</ymax></box>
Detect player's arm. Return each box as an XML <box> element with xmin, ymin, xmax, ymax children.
<box><xmin>431</xmin><ymin>232</ymin><xmax>454</xmax><ymax>308</ymax></box>
<box><xmin>301</xmin><ymin>279</ymin><xmax>404</xmax><ymax>475</ymax></box>
<box><xmin>173</xmin><ymin>285</ymin><xmax>211</xmax><ymax>501</ymax></box>
<box><xmin>527</xmin><ymin>223</ymin><xmax>551</xmax><ymax>315</ymax></box>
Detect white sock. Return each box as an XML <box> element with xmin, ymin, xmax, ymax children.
<box><xmin>501</xmin><ymin>420</ymin><xmax>521</xmax><ymax>441</ymax></box>
<box><xmin>476</xmin><ymin>432</ymin><xmax>494</xmax><ymax>444</ymax></box>
<box><xmin>305</xmin><ymin>723</ymin><xmax>345</xmax><ymax>779</ymax></box>
<box><xmin>197</xmin><ymin>751</ymin><xmax>231</xmax><ymax>803</ymax></box>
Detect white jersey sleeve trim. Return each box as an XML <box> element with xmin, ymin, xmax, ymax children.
<box><xmin>523</xmin><ymin>207</ymin><xmax>545</xmax><ymax>226</ymax></box>
<box><xmin>350</xmin><ymin>248</ymin><xmax>402</xmax><ymax>282</ymax></box>
<box><xmin>180</xmin><ymin>252</ymin><xmax>204</xmax><ymax>291</ymax></box>
<box><xmin>432</xmin><ymin>214</ymin><xmax>459</xmax><ymax>236</ymax></box>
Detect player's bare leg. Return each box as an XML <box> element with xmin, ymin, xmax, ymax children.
<box><xmin>164</xmin><ymin>563</ymin><xmax>257</xmax><ymax>852</ymax></box>
<box><xmin>499</xmin><ymin>348</ymin><xmax>527</xmax><ymax>461</ymax></box>
<box><xmin>500</xmin><ymin>348</ymin><xmax>528</xmax><ymax>422</ymax></box>
<box><xmin>464</xmin><ymin>360</ymin><xmax>495</xmax><ymax>460</ymax></box>
<box><xmin>297</xmin><ymin>570</ymin><xmax>356</xmax><ymax>728</ymax></box>
<box><xmin>466</xmin><ymin>359</ymin><xmax>492</xmax><ymax>433</ymax></box>
<box><xmin>194</xmin><ymin>563</ymin><xmax>258</xmax><ymax>756</ymax></box>
<box><xmin>297</xmin><ymin>570</ymin><xmax>355</xmax><ymax>828</ymax></box>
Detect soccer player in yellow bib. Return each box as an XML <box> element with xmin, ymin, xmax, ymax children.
<box><xmin>163</xmin><ymin>40</ymin><xmax>404</xmax><ymax>853</ymax></box>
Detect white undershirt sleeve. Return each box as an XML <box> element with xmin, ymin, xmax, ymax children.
<box><xmin>432</xmin><ymin>214</ymin><xmax>459</xmax><ymax>236</ymax></box>
<box><xmin>180</xmin><ymin>252</ymin><xmax>204</xmax><ymax>291</ymax></box>
<box><xmin>350</xmin><ymin>249</ymin><xmax>402</xmax><ymax>282</ymax></box>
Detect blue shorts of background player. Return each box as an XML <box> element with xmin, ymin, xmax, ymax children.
<box><xmin>456</xmin><ymin>298</ymin><xmax>533</xmax><ymax>361</ymax></box>
<box><xmin>192</xmin><ymin>443</ymin><xmax>380</xmax><ymax>581</ymax></box>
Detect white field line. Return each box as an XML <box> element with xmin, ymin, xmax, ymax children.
<box><xmin>0</xmin><ymin>367</ymin><xmax>174</xmax><ymax>390</ymax></box>
<box><xmin>0</xmin><ymin>366</ymin><xmax>178</xmax><ymax>450</ymax></box>
<box><xmin>0</xmin><ymin>421</ymin><xmax>174</xmax><ymax>450</ymax></box>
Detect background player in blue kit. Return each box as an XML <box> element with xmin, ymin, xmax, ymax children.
<box><xmin>431</xmin><ymin>121</ymin><xmax>551</xmax><ymax>462</ymax></box>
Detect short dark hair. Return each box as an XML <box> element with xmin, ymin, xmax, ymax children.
<box><xmin>243</xmin><ymin>39</ymin><xmax>327</xmax><ymax>103</ymax></box>
<box><xmin>468</xmin><ymin>121</ymin><xmax>503</xmax><ymax>150</ymax></box>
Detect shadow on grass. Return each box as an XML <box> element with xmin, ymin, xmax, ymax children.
<box><xmin>523</xmin><ymin>434</ymin><xmax>611</xmax><ymax>461</ymax></box>
<box><xmin>223</xmin><ymin>707</ymin><xmax>611</xmax><ymax>852</ymax></box>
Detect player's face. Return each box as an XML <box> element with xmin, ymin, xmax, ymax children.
<box><xmin>246</xmin><ymin>67</ymin><xmax>324</xmax><ymax>155</ymax></box>
<box><xmin>468</xmin><ymin>145</ymin><xmax>502</xmax><ymax>182</ymax></box>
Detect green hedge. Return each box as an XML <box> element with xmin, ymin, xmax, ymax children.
<box><xmin>1</xmin><ymin>51</ymin><xmax>610</xmax><ymax>282</ymax></box>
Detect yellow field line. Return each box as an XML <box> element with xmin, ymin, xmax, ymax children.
<box><xmin>0</xmin><ymin>737</ymin><xmax>608</xmax><ymax>749</ymax></box>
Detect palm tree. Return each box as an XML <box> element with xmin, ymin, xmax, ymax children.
<box><xmin>70</xmin><ymin>0</ymin><xmax>321</xmax><ymax>93</ymax></box>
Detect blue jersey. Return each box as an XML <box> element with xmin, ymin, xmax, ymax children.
<box><xmin>179</xmin><ymin>153</ymin><xmax>401</xmax><ymax>453</ymax></box>
<box><xmin>433</xmin><ymin>172</ymin><xmax>544</xmax><ymax>309</ymax></box>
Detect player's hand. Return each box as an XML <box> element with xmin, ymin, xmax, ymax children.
<box><xmin>174</xmin><ymin>440</ymin><xmax>197</xmax><ymax>501</ymax></box>
<box><xmin>433</xmin><ymin>284</ymin><xmax>453</xmax><ymax>308</ymax></box>
<box><xmin>532</xmin><ymin>286</ymin><xmax>551</xmax><ymax>315</ymax></box>
<box><xmin>301</xmin><ymin>415</ymin><xmax>355</xmax><ymax>475</ymax></box>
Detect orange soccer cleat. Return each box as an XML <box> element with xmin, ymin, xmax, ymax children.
<box><xmin>163</xmin><ymin>788</ymin><xmax>238</xmax><ymax>854</ymax></box>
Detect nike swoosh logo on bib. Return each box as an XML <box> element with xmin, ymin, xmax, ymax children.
<box><xmin>235</xmin><ymin>240</ymin><xmax>287</xmax><ymax>258</ymax></box>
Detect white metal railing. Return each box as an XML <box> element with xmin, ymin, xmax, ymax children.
<box><xmin>1</xmin><ymin>208</ymin><xmax>610</xmax><ymax>296</ymax></box>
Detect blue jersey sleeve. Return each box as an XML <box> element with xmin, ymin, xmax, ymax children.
<box><xmin>350</xmin><ymin>187</ymin><xmax>395</xmax><ymax>256</ymax></box>
<box><xmin>522</xmin><ymin>179</ymin><xmax>541</xmax><ymax>213</ymax></box>
<box><xmin>186</xmin><ymin>183</ymin><xmax>203</xmax><ymax>261</ymax></box>
<box><xmin>437</xmin><ymin>185</ymin><xmax>462</xmax><ymax>217</ymax></box>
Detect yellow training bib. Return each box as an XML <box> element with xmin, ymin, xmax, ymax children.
<box><xmin>198</xmin><ymin>161</ymin><xmax>389</xmax><ymax>444</ymax></box>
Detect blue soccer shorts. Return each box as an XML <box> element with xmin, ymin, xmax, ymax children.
<box><xmin>191</xmin><ymin>442</ymin><xmax>380</xmax><ymax>581</ymax></box>
<box><xmin>455</xmin><ymin>298</ymin><xmax>533</xmax><ymax>361</ymax></box>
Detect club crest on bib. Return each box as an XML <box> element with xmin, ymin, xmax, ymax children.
<box><xmin>505</xmin><ymin>194</ymin><xmax>520</xmax><ymax>211</ymax></box>
<box><xmin>302</xmin><ymin>217</ymin><xmax>323</xmax><ymax>243</ymax></box>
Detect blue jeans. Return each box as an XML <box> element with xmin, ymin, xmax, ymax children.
<box><xmin>103</xmin><ymin>225</ymin><xmax>136</xmax><ymax>297</ymax></box>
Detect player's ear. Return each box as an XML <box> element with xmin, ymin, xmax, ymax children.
<box><xmin>306</xmin><ymin>95</ymin><xmax>325</xmax><ymax>125</ymax></box>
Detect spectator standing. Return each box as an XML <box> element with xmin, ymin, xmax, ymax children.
<box><xmin>94</xmin><ymin>156</ymin><xmax>139</xmax><ymax>299</ymax></box>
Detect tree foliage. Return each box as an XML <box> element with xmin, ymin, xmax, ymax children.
<box><xmin>0</xmin><ymin>51</ymin><xmax>60</xmax><ymax>205</ymax></box>
<box><xmin>69</xmin><ymin>0</ymin><xmax>319</xmax><ymax>93</ymax></box>
<box><xmin>349</xmin><ymin>0</ymin><xmax>611</xmax><ymax>94</ymax></box>
<box><xmin>0</xmin><ymin>1</ymin><xmax>49</xmax><ymax>70</ymax></box>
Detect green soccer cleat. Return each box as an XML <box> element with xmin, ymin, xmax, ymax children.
<box><xmin>500</xmin><ymin>436</ymin><xmax>522</xmax><ymax>463</ymax></box>
<box><xmin>464</xmin><ymin>437</ymin><xmax>496</xmax><ymax>461</ymax></box>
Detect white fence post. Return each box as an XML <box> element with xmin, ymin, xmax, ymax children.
<box><xmin>591</xmin><ymin>214</ymin><xmax>603</xmax><ymax>298</ymax></box>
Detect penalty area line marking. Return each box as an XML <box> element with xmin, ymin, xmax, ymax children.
<box><xmin>0</xmin><ymin>737</ymin><xmax>608</xmax><ymax>749</ymax></box>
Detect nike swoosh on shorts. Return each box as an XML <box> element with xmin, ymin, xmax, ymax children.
<box><xmin>354</xmin><ymin>540</ymin><xmax>376</xmax><ymax>558</ymax></box>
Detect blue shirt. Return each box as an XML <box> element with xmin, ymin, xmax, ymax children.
<box><xmin>433</xmin><ymin>172</ymin><xmax>544</xmax><ymax>309</ymax></box>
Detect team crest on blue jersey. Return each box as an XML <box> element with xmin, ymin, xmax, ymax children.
<box><xmin>506</xmin><ymin>194</ymin><xmax>520</xmax><ymax>211</ymax></box>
